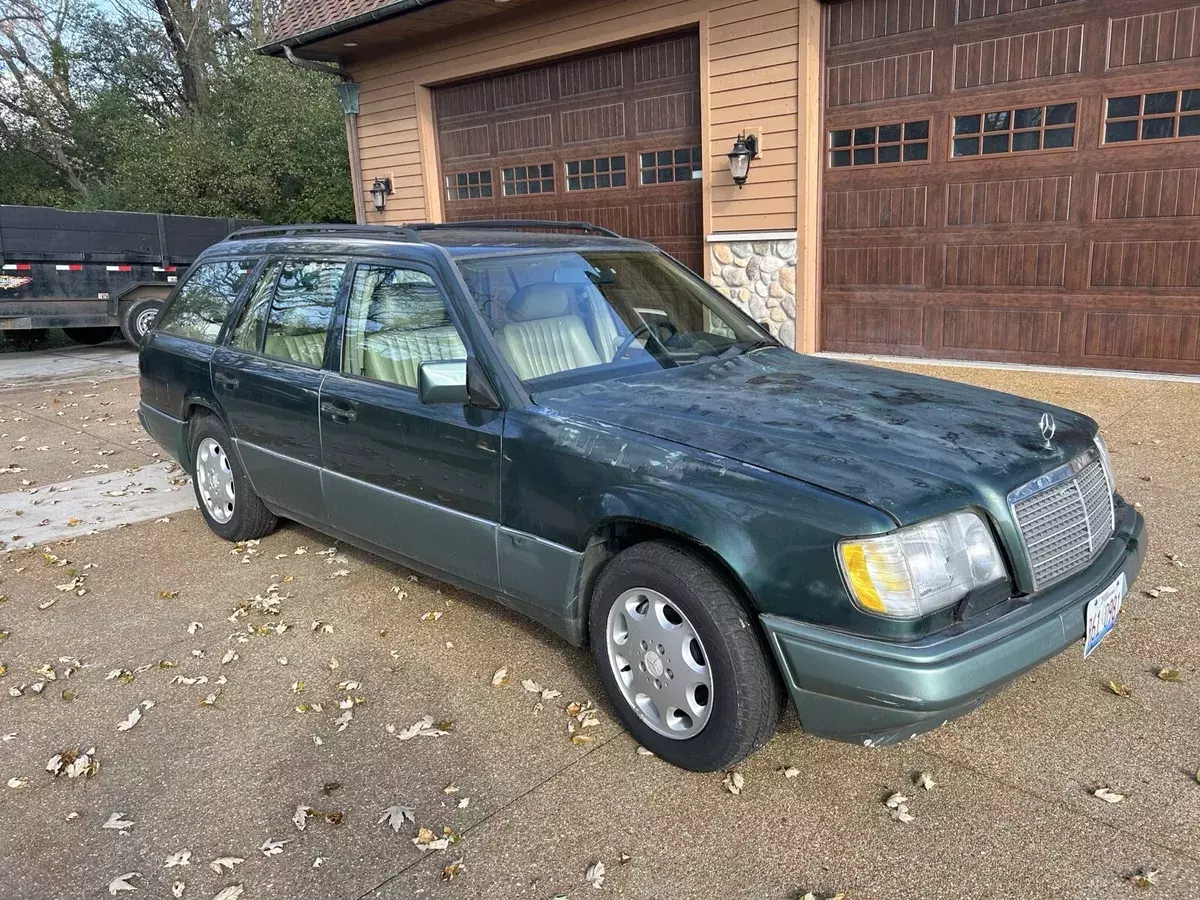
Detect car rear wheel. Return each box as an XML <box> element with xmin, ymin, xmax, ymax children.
<box><xmin>64</xmin><ymin>326</ymin><xmax>117</xmax><ymax>346</ymax></box>
<box><xmin>120</xmin><ymin>296</ymin><xmax>164</xmax><ymax>346</ymax></box>
<box><xmin>189</xmin><ymin>416</ymin><xmax>277</xmax><ymax>542</ymax></box>
<box><xmin>590</xmin><ymin>541</ymin><xmax>781</xmax><ymax>771</ymax></box>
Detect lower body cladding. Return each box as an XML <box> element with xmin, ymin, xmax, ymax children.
<box><xmin>762</xmin><ymin>503</ymin><xmax>1146</xmax><ymax>747</ymax></box>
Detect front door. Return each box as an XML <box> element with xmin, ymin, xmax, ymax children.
<box><xmin>212</xmin><ymin>256</ymin><xmax>347</xmax><ymax>524</ymax></box>
<box><xmin>319</xmin><ymin>257</ymin><xmax>502</xmax><ymax>590</ymax></box>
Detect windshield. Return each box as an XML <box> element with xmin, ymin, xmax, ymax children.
<box><xmin>455</xmin><ymin>250</ymin><xmax>773</xmax><ymax>391</ymax></box>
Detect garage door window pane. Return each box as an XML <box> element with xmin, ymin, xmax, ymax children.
<box><xmin>854</xmin><ymin>127</ymin><xmax>875</xmax><ymax>145</ymax></box>
<box><xmin>566</xmin><ymin>156</ymin><xmax>626</xmax><ymax>191</ymax></box>
<box><xmin>1182</xmin><ymin>115</ymin><xmax>1200</xmax><ymax>137</ymax></box>
<box><xmin>853</xmin><ymin>147</ymin><xmax>874</xmax><ymax>165</ymax></box>
<box><xmin>904</xmin><ymin>121</ymin><xmax>928</xmax><ymax>140</ymax></box>
<box><xmin>829</xmin><ymin>129</ymin><xmax>852</xmax><ymax>148</ymax></box>
<box><xmin>953</xmin><ymin>137</ymin><xmax>979</xmax><ymax>157</ymax></box>
<box><xmin>1108</xmin><ymin>95</ymin><xmax>1140</xmax><ymax>118</ymax></box>
<box><xmin>1144</xmin><ymin>92</ymin><xmax>1178</xmax><ymax>115</ymax></box>
<box><xmin>902</xmin><ymin>142</ymin><xmax>928</xmax><ymax>161</ymax></box>
<box><xmin>830</xmin><ymin>149</ymin><xmax>852</xmax><ymax>167</ymax></box>
<box><xmin>1105</xmin><ymin>120</ymin><xmax>1138</xmax><ymax>143</ymax></box>
<box><xmin>1142</xmin><ymin>117</ymin><xmax>1175</xmax><ymax>140</ymax></box>
<box><xmin>983</xmin><ymin>111</ymin><xmax>1010</xmax><ymax>132</ymax></box>
<box><xmin>877</xmin><ymin>123</ymin><xmax>901</xmax><ymax>143</ymax></box>
<box><xmin>982</xmin><ymin>134</ymin><xmax>1009</xmax><ymax>154</ymax></box>
<box><xmin>503</xmin><ymin>163</ymin><xmax>555</xmax><ymax>196</ymax></box>
<box><xmin>640</xmin><ymin>147</ymin><xmax>701</xmax><ymax>184</ymax></box>
<box><xmin>1184</xmin><ymin>90</ymin><xmax>1200</xmax><ymax>112</ymax></box>
<box><xmin>1013</xmin><ymin>107</ymin><xmax>1041</xmax><ymax>129</ymax></box>
<box><xmin>1012</xmin><ymin>131</ymin><xmax>1040</xmax><ymax>152</ymax></box>
<box><xmin>1046</xmin><ymin>104</ymin><xmax>1077</xmax><ymax>126</ymax></box>
<box><xmin>1042</xmin><ymin>127</ymin><xmax>1074</xmax><ymax>149</ymax></box>
<box><xmin>877</xmin><ymin>144</ymin><xmax>901</xmax><ymax>163</ymax></box>
<box><xmin>954</xmin><ymin>115</ymin><xmax>981</xmax><ymax>136</ymax></box>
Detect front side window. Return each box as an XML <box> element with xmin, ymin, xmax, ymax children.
<box><xmin>342</xmin><ymin>264</ymin><xmax>466</xmax><ymax>389</ymax></box>
<box><xmin>1104</xmin><ymin>89</ymin><xmax>1200</xmax><ymax>143</ymax></box>
<box><xmin>455</xmin><ymin>251</ymin><xmax>767</xmax><ymax>391</ymax></box>
<box><xmin>952</xmin><ymin>103</ymin><xmax>1077</xmax><ymax>157</ymax></box>
<box><xmin>829</xmin><ymin>121</ymin><xmax>929</xmax><ymax>168</ymax></box>
<box><xmin>155</xmin><ymin>259</ymin><xmax>255</xmax><ymax>343</ymax></box>
<box><xmin>261</xmin><ymin>260</ymin><xmax>345</xmax><ymax>367</ymax></box>
<box><xmin>229</xmin><ymin>261</ymin><xmax>281</xmax><ymax>351</ymax></box>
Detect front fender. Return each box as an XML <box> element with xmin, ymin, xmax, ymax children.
<box><xmin>501</xmin><ymin>409</ymin><xmax>905</xmax><ymax>636</ymax></box>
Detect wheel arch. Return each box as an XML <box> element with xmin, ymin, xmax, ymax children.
<box><xmin>576</xmin><ymin>516</ymin><xmax>758</xmax><ymax>648</ymax></box>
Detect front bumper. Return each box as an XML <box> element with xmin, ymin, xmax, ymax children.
<box><xmin>762</xmin><ymin>502</ymin><xmax>1146</xmax><ymax>746</ymax></box>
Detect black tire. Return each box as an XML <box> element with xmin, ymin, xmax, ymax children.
<box><xmin>188</xmin><ymin>416</ymin><xmax>277</xmax><ymax>542</ymax></box>
<box><xmin>64</xmin><ymin>326</ymin><xmax>118</xmax><ymax>346</ymax></box>
<box><xmin>589</xmin><ymin>541</ymin><xmax>781</xmax><ymax>772</ymax></box>
<box><xmin>119</xmin><ymin>296</ymin><xmax>164</xmax><ymax>346</ymax></box>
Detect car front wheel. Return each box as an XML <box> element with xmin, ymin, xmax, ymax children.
<box><xmin>189</xmin><ymin>416</ymin><xmax>277</xmax><ymax>542</ymax></box>
<box><xmin>590</xmin><ymin>541</ymin><xmax>781</xmax><ymax>771</ymax></box>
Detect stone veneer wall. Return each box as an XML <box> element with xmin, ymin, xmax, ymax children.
<box><xmin>708</xmin><ymin>239</ymin><xmax>798</xmax><ymax>350</ymax></box>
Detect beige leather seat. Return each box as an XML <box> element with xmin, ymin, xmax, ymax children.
<box><xmin>359</xmin><ymin>282</ymin><xmax>465</xmax><ymax>388</ymax></box>
<box><xmin>495</xmin><ymin>284</ymin><xmax>604</xmax><ymax>381</ymax></box>
<box><xmin>264</xmin><ymin>329</ymin><xmax>327</xmax><ymax>366</ymax></box>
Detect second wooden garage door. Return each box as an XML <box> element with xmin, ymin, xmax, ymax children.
<box><xmin>432</xmin><ymin>31</ymin><xmax>704</xmax><ymax>273</ymax></box>
<box><xmin>820</xmin><ymin>0</ymin><xmax>1200</xmax><ymax>374</ymax></box>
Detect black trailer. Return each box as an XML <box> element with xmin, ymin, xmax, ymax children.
<box><xmin>0</xmin><ymin>206</ymin><xmax>258</xmax><ymax>347</ymax></box>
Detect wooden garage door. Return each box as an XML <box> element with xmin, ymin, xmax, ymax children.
<box><xmin>820</xmin><ymin>0</ymin><xmax>1200</xmax><ymax>374</ymax></box>
<box><xmin>432</xmin><ymin>31</ymin><xmax>704</xmax><ymax>273</ymax></box>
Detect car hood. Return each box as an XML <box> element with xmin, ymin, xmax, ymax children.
<box><xmin>533</xmin><ymin>350</ymin><xmax>1098</xmax><ymax>524</ymax></box>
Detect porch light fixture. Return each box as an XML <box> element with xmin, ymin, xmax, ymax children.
<box><xmin>370</xmin><ymin>176</ymin><xmax>393</xmax><ymax>212</ymax></box>
<box><xmin>727</xmin><ymin>133</ymin><xmax>760</xmax><ymax>188</ymax></box>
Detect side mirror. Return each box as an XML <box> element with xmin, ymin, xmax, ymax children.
<box><xmin>417</xmin><ymin>360</ymin><xmax>469</xmax><ymax>405</ymax></box>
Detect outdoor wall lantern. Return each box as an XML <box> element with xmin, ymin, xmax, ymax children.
<box><xmin>370</xmin><ymin>176</ymin><xmax>393</xmax><ymax>212</ymax></box>
<box><xmin>727</xmin><ymin>133</ymin><xmax>760</xmax><ymax>188</ymax></box>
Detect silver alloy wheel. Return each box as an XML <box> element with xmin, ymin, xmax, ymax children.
<box><xmin>134</xmin><ymin>306</ymin><xmax>159</xmax><ymax>339</ymax></box>
<box><xmin>195</xmin><ymin>437</ymin><xmax>235</xmax><ymax>524</ymax></box>
<box><xmin>605</xmin><ymin>587</ymin><xmax>713</xmax><ymax>739</ymax></box>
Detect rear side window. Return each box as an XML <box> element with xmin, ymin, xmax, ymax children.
<box><xmin>155</xmin><ymin>260</ymin><xmax>255</xmax><ymax>343</ymax></box>
<box><xmin>261</xmin><ymin>260</ymin><xmax>346</xmax><ymax>367</ymax></box>
<box><xmin>229</xmin><ymin>261</ymin><xmax>281</xmax><ymax>351</ymax></box>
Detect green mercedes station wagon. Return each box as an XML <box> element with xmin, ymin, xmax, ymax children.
<box><xmin>138</xmin><ymin>221</ymin><xmax>1146</xmax><ymax>771</ymax></box>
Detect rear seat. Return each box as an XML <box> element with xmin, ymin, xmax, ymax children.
<box><xmin>263</xmin><ymin>329</ymin><xmax>327</xmax><ymax>367</ymax></box>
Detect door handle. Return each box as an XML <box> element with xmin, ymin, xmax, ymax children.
<box><xmin>320</xmin><ymin>399</ymin><xmax>357</xmax><ymax>423</ymax></box>
<box><xmin>214</xmin><ymin>372</ymin><xmax>239</xmax><ymax>390</ymax></box>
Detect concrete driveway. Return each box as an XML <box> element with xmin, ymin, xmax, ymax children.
<box><xmin>0</xmin><ymin>360</ymin><xmax>1197</xmax><ymax>900</ymax></box>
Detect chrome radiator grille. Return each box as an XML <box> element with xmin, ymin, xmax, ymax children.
<box><xmin>1009</xmin><ymin>453</ymin><xmax>1115</xmax><ymax>590</ymax></box>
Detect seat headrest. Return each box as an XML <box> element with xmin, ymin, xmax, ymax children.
<box><xmin>509</xmin><ymin>284</ymin><xmax>573</xmax><ymax>321</ymax></box>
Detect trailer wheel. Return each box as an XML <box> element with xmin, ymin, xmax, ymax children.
<box><xmin>64</xmin><ymin>327</ymin><xmax>118</xmax><ymax>346</ymax></box>
<box><xmin>120</xmin><ymin>297</ymin><xmax>164</xmax><ymax>346</ymax></box>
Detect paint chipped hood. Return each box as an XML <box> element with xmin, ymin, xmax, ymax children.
<box><xmin>533</xmin><ymin>350</ymin><xmax>1099</xmax><ymax>525</ymax></box>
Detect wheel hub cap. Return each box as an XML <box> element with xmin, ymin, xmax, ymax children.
<box><xmin>605</xmin><ymin>587</ymin><xmax>713</xmax><ymax>740</ymax></box>
<box><xmin>195</xmin><ymin>437</ymin><xmax>235</xmax><ymax>524</ymax></box>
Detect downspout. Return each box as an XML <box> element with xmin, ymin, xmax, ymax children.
<box><xmin>283</xmin><ymin>46</ymin><xmax>366</xmax><ymax>225</ymax></box>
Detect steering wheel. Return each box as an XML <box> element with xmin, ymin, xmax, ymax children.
<box><xmin>615</xmin><ymin>322</ymin><xmax>654</xmax><ymax>358</ymax></box>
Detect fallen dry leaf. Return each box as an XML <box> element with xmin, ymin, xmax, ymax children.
<box><xmin>103</xmin><ymin>812</ymin><xmax>134</xmax><ymax>831</ymax></box>
<box><xmin>260</xmin><ymin>838</ymin><xmax>288</xmax><ymax>857</ymax></box>
<box><xmin>1156</xmin><ymin>668</ymin><xmax>1182</xmax><ymax>682</ymax></box>
<box><xmin>1126</xmin><ymin>868</ymin><xmax>1161</xmax><ymax>889</ymax></box>
<box><xmin>1107</xmin><ymin>680</ymin><xmax>1132</xmax><ymax>698</ymax></box>
<box><xmin>915</xmin><ymin>771</ymin><xmax>937</xmax><ymax>791</ymax></box>
<box><xmin>441</xmin><ymin>859</ymin><xmax>465</xmax><ymax>882</ymax></box>
<box><xmin>1093</xmin><ymin>787</ymin><xmax>1125</xmax><ymax>804</ymax></box>
<box><xmin>208</xmin><ymin>857</ymin><xmax>244</xmax><ymax>875</ymax></box>
<box><xmin>780</xmin><ymin>766</ymin><xmax>800</xmax><ymax>779</ymax></box>
<box><xmin>107</xmin><ymin>873</ymin><xmax>139</xmax><ymax>895</ymax></box>
<box><xmin>163</xmin><ymin>850</ymin><xmax>191</xmax><ymax>868</ymax></box>
<box><xmin>723</xmin><ymin>770</ymin><xmax>744</xmax><ymax>795</ymax></box>
<box><xmin>586</xmin><ymin>861</ymin><xmax>606</xmax><ymax>889</ymax></box>
<box><xmin>211</xmin><ymin>886</ymin><xmax>244</xmax><ymax>900</ymax></box>
<box><xmin>379</xmin><ymin>804</ymin><xmax>415</xmax><ymax>832</ymax></box>
<box><xmin>490</xmin><ymin>667</ymin><xmax>508</xmax><ymax>687</ymax></box>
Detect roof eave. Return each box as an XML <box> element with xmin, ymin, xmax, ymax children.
<box><xmin>256</xmin><ymin>0</ymin><xmax>453</xmax><ymax>57</ymax></box>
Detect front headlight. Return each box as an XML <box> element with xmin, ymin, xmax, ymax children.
<box><xmin>1094</xmin><ymin>432</ymin><xmax>1115</xmax><ymax>494</ymax></box>
<box><xmin>838</xmin><ymin>510</ymin><xmax>1007</xmax><ymax>618</ymax></box>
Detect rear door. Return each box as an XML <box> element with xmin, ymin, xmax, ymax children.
<box><xmin>212</xmin><ymin>256</ymin><xmax>347</xmax><ymax>525</ymax></box>
<box><xmin>319</xmin><ymin>254</ymin><xmax>502</xmax><ymax>591</ymax></box>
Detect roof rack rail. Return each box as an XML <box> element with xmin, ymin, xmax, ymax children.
<box><xmin>223</xmin><ymin>223</ymin><xmax>425</xmax><ymax>243</ymax></box>
<box><xmin>406</xmin><ymin>219</ymin><xmax>622</xmax><ymax>239</ymax></box>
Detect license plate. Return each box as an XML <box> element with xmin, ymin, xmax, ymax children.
<box><xmin>1084</xmin><ymin>573</ymin><xmax>1126</xmax><ymax>657</ymax></box>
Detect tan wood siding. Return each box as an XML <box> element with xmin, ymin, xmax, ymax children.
<box><xmin>345</xmin><ymin>0</ymin><xmax>804</xmax><ymax>235</ymax></box>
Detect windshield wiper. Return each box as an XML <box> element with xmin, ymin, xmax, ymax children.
<box><xmin>719</xmin><ymin>338</ymin><xmax>777</xmax><ymax>359</ymax></box>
